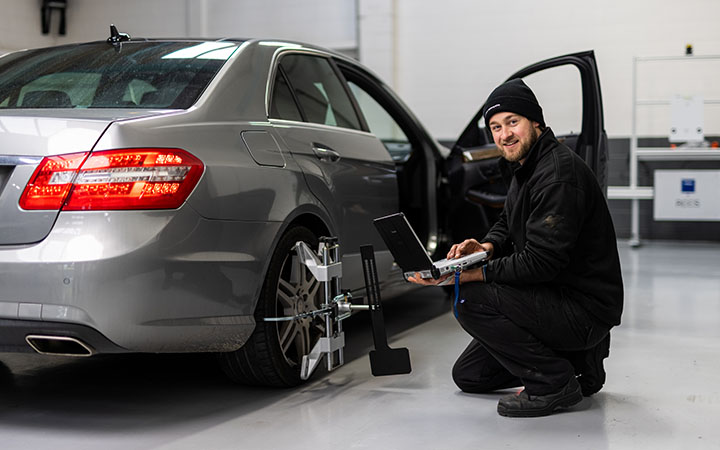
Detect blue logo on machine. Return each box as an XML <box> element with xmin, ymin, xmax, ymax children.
<box><xmin>681</xmin><ymin>178</ymin><xmax>695</xmax><ymax>193</ymax></box>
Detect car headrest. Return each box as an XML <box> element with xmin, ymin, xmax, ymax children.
<box><xmin>21</xmin><ymin>90</ymin><xmax>73</xmax><ymax>108</ymax></box>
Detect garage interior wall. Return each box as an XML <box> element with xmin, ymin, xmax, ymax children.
<box><xmin>0</xmin><ymin>0</ymin><xmax>357</xmax><ymax>53</ymax></box>
<box><xmin>359</xmin><ymin>0</ymin><xmax>720</xmax><ymax>241</ymax></box>
<box><xmin>1</xmin><ymin>0</ymin><xmax>719</xmax><ymax>240</ymax></box>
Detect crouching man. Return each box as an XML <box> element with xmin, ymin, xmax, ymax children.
<box><xmin>410</xmin><ymin>79</ymin><xmax>623</xmax><ymax>417</ymax></box>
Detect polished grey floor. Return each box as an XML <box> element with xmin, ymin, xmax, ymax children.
<box><xmin>1</xmin><ymin>241</ymin><xmax>719</xmax><ymax>449</ymax></box>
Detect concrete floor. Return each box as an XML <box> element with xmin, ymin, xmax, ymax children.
<box><xmin>1</xmin><ymin>241</ymin><xmax>719</xmax><ymax>449</ymax></box>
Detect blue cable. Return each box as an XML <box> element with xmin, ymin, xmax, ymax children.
<box><xmin>453</xmin><ymin>268</ymin><xmax>461</xmax><ymax>318</ymax></box>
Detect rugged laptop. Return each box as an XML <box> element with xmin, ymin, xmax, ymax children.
<box><xmin>373</xmin><ymin>212</ymin><xmax>488</xmax><ymax>280</ymax></box>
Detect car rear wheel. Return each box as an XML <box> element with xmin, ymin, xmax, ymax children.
<box><xmin>218</xmin><ymin>226</ymin><xmax>325</xmax><ymax>387</ymax></box>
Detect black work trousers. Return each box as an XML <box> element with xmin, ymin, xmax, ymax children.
<box><xmin>452</xmin><ymin>281</ymin><xmax>609</xmax><ymax>396</ymax></box>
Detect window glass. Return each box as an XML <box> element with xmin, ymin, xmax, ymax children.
<box><xmin>122</xmin><ymin>79</ymin><xmax>156</xmax><ymax>105</ymax></box>
<box><xmin>279</xmin><ymin>54</ymin><xmax>361</xmax><ymax>130</ymax></box>
<box><xmin>17</xmin><ymin>73</ymin><xmax>101</xmax><ymax>107</ymax></box>
<box><xmin>516</xmin><ymin>66</ymin><xmax>582</xmax><ymax>136</ymax></box>
<box><xmin>472</xmin><ymin>66</ymin><xmax>582</xmax><ymax>143</ymax></box>
<box><xmin>0</xmin><ymin>41</ymin><xmax>239</xmax><ymax>109</ymax></box>
<box><xmin>269</xmin><ymin>71</ymin><xmax>303</xmax><ymax>121</ymax></box>
<box><xmin>348</xmin><ymin>81</ymin><xmax>411</xmax><ymax>162</ymax></box>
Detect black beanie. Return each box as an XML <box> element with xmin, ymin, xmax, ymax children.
<box><xmin>483</xmin><ymin>78</ymin><xmax>545</xmax><ymax>129</ymax></box>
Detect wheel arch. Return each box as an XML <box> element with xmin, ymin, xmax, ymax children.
<box><xmin>250</xmin><ymin>204</ymin><xmax>335</xmax><ymax>311</ymax></box>
<box><xmin>286</xmin><ymin>212</ymin><xmax>332</xmax><ymax>240</ymax></box>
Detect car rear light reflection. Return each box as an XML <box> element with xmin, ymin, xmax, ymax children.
<box><xmin>19</xmin><ymin>148</ymin><xmax>204</xmax><ymax>211</ymax></box>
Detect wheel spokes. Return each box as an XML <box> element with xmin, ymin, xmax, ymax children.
<box><xmin>277</xmin><ymin>278</ymin><xmax>298</xmax><ymax>310</ymax></box>
<box><xmin>279</xmin><ymin>321</ymin><xmax>297</xmax><ymax>354</ymax></box>
<box><xmin>274</xmin><ymin>243</ymin><xmax>325</xmax><ymax>367</ymax></box>
<box><xmin>296</xmin><ymin>321</ymin><xmax>311</xmax><ymax>357</ymax></box>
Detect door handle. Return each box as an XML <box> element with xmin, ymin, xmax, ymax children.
<box><xmin>312</xmin><ymin>143</ymin><xmax>341</xmax><ymax>162</ymax></box>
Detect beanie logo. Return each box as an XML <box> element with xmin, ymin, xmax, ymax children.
<box><xmin>484</xmin><ymin>103</ymin><xmax>501</xmax><ymax>118</ymax></box>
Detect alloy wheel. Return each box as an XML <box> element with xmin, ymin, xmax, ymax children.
<box><xmin>274</xmin><ymin>249</ymin><xmax>325</xmax><ymax>367</ymax></box>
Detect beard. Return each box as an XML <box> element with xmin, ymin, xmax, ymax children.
<box><xmin>500</xmin><ymin>128</ymin><xmax>540</xmax><ymax>163</ymax></box>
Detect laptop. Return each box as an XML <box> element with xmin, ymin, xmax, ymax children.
<box><xmin>373</xmin><ymin>212</ymin><xmax>488</xmax><ymax>281</ymax></box>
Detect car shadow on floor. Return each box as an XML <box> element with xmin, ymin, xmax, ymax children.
<box><xmin>0</xmin><ymin>287</ymin><xmax>450</xmax><ymax>433</ymax></box>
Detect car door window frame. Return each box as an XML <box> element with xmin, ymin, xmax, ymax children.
<box><xmin>267</xmin><ymin>50</ymin><xmax>371</xmax><ymax>134</ymax></box>
<box><xmin>346</xmin><ymin>79</ymin><xmax>413</xmax><ymax>162</ymax></box>
<box><xmin>337</xmin><ymin>60</ymin><xmax>442</xmax><ymax>253</ymax></box>
<box><xmin>336</xmin><ymin>61</ymin><xmax>430</xmax><ymax>160</ymax></box>
<box><xmin>269</xmin><ymin>64</ymin><xmax>306</xmax><ymax>122</ymax></box>
<box><xmin>456</xmin><ymin>54</ymin><xmax>602</xmax><ymax>151</ymax></box>
<box><xmin>328</xmin><ymin>57</ymin><xmax>371</xmax><ymax>133</ymax></box>
<box><xmin>453</xmin><ymin>52</ymin><xmax>605</xmax><ymax>187</ymax></box>
<box><xmin>270</xmin><ymin>52</ymin><xmax>366</xmax><ymax>132</ymax></box>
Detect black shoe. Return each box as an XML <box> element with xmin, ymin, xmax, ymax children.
<box><xmin>497</xmin><ymin>377</ymin><xmax>583</xmax><ymax>418</ymax></box>
<box><xmin>577</xmin><ymin>333</ymin><xmax>610</xmax><ymax>397</ymax></box>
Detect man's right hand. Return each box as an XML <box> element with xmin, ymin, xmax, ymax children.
<box><xmin>447</xmin><ymin>239</ymin><xmax>494</xmax><ymax>260</ymax></box>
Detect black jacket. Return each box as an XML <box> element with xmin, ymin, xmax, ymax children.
<box><xmin>482</xmin><ymin>129</ymin><xmax>623</xmax><ymax>327</ymax></box>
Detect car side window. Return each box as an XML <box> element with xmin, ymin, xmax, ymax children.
<box><xmin>279</xmin><ymin>54</ymin><xmax>361</xmax><ymax>130</ymax></box>
<box><xmin>269</xmin><ymin>70</ymin><xmax>303</xmax><ymax>121</ymax></box>
<box><xmin>347</xmin><ymin>81</ymin><xmax>412</xmax><ymax>162</ymax></box>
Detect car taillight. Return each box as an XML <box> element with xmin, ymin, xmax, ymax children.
<box><xmin>19</xmin><ymin>148</ymin><xmax>204</xmax><ymax>211</ymax></box>
<box><xmin>19</xmin><ymin>152</ymin><xmax>89</xmax><ymax>210</ymax></box>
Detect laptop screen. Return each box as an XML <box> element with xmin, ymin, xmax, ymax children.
<box><xmin>373</xmin><ymin>213</ymin><xmax>433</xmax><ymax>273</ymax></box>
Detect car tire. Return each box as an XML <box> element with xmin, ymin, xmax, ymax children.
<box><xmin>218</xmin><ymin>226</ymin><xmax>325</xmax><ymax>387</ymax></box>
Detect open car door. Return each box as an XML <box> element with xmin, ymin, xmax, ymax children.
<box><xmin>445</xmin><ymin>50</ymin><xmax>607</xmax><ymax>243</ymax></box>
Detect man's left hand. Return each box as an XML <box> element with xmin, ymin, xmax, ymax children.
<box><xmin>407</xmin><ymin>272</ymin><xmax>451</xmax><ymax>286</ymax></box>
<box><xmin>407</xmin><ymin>267</ymin><xmax>484</xmax><ymax>286</ymax></box>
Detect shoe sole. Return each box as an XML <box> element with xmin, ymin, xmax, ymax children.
<box><xmin>497</xmin><ymin>390</ymin><xmax>583</xmax><ymax>418</ymax></box>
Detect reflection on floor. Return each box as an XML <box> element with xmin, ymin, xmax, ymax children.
<box><xmin>1</xmin><ymin>241</ymin><xmax>719</xmax><ymax>450</ymax></box>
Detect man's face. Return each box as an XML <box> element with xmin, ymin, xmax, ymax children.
<box><xmin>488</xmin><ymin>112</ymin><xmax>542</xmax><ymax>164</ymax></box>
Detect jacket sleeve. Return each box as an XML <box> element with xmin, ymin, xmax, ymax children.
<box><xmin>482</xmin><ymin>207</ymin><xmax>511</xmax><ymax>258</ymax></box>
<box><xmin>484</xmin><ymin>180</ymin><xmax>586</xmax><ymax>284</ymax></box>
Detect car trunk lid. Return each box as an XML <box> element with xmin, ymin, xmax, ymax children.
<box><xmin>0</xmin><ymin>110</ymin><xmax>171</xmax><ymax>245</ymax></box>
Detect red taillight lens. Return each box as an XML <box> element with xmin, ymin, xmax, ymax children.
<box><xmin>19</xmin><ymin>148</ymin><xmax>204</xmax><ymax>211</ymax></box>
<box><xmin>19</xmin><ymin>152</ymin><xmax>89</xmax><ymax>210</ymax></box>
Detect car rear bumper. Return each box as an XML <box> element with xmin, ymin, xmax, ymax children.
<box><xmin>0</xmin><ymin>207</ymin><xmax>280</xmax><ymax>353</ymax></box>
<box><xmin>0</xmin><ymin>318</ymin><xmax>127</xmax><ymax>355</ymax></box>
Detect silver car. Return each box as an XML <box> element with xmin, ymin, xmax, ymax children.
<box><xmin>0</xmin><ymin>34</ymin><xmax>607</xmax><ymax>386</ymax></box>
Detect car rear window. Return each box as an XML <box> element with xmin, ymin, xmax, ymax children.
<box><xmin>0</xmin><ymin>41</ymin><xmax>239</xmax><ymax>109</ymax></box>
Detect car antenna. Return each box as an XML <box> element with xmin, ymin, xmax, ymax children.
<box><xmin>106</xmin><ymin>24</ymin><xmax>130</xmax><ymax>51</ymax></box>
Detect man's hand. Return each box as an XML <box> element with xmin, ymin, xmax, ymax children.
<box><xmin>407</xmin><ymin>272</ymin><xmax>451</xmax><ymax>286</ymax></box>
<box><xmin>407</xmin><ymin>267</ymin><xmax>484</xmax><ymax>286</ymax></box>
<box><xmin>447</xmin><ymin>239</ymin><xmax>495</xmax><ymax>260</ymax></box>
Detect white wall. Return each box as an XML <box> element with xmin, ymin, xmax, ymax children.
<box><xmin>358</xmin><ymin>0</ymin><xmax>396</xmax><ymax>89</ymax></box>
<box><xmin>0</xmin><ymin>0</ymin><xmax>356</xmax><ymax>52</ymax></box>
<box><xmin>359</xmin><ymin>0</ymin><xmax>720</xmax><ymax>140</ymax></box>
<box><xmin>0</xmin><ymin>0</ymin><xmax>187</xmax><ymax>51</ymax></box>
<box><xmin>2</xmin><ymin>0</ymin><xmax>719</xmax><ymax>140</ymax></box>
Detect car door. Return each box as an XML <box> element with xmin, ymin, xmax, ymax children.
<box><xmin>446</xmin><ymin>51</ymin><xmax>607</xmax><ymax>243</ymax></box>
<box><xmin>268</xmin><ymin>52</ymin><xmax>399</xmax><ymax>288</ymax></box>
<box><xmin>335</xmin><ymin>60</ymin><xmax>443</xmax><ymax>258</ymax></box>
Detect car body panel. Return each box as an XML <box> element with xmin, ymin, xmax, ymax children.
<box><xmin>0</xmin><ymin>205</ymin><xmax>280</xmax><ymax>351</ymax></box>
<box><xmin>272</xmin><ymin>121</ymin><xmax>398</xmax><ymax>287</ymax></box>
<box><xmin>0</xmin><ymin>115</ymin><xmax>109</xmax><ymax>244</ymax></box>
